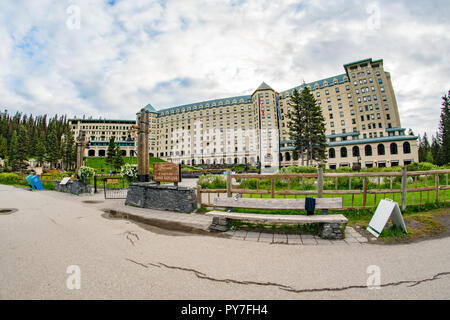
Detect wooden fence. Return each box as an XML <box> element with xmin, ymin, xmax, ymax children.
<box><xmin>197</xmin><ymin>168</ymin><xmax>450</xmax><ymax>210</ymax></box>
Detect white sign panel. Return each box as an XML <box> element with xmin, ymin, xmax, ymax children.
<box><xmin>367</xmin><ymin>199</ymin><xmax>407</xmax><ymax>238</ymax></box>
<box><xmin>60</xmin><ymin>177</ymin><xmax>71</xmax><ymax>185</ymax></box>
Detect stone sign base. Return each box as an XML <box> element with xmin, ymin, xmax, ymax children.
<box><xmin>55</xmin><ymin>180</ymin><xmax>92</xmax><ymax>195</ymax></box>
<box><xmin>125</xmin><ymin>183</ymin><xmax>197</xmax><ymax>213</ymax></box>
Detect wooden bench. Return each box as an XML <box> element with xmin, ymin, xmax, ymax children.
<box><xmin>206</xmin><ymin>197</ymin><xmax>347</xmax><ymax>239</ymax></box>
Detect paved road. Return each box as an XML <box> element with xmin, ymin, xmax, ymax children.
<box><xmin>0</xmin><ymin>184</ymin><xmax>449</xmax><ymax>299</ymax></box>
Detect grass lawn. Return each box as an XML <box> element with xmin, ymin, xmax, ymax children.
<box><xmin>244</xmin><ymin>190</ymin><xmax>447</xmax><ymax>209</ymax></box>
<box><xmin>85</xmin><ymin>157</ymin><xmax>164</xmax><ymax>173</ymax></box>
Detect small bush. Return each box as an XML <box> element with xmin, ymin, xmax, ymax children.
<box><xmin>197</xmin><ymin>175</ymin><xmax>226</xmax><ymax>189</ymax></box>
<box><xmin>0</xmin><ymin>172</ymin><xmax>22</xmax><ymax>185</ymax></box>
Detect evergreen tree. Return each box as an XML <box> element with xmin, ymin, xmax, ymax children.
<box><xmin>287</xmin><ymin>89</ymin><xmax>308</xmax><ymax>164</ymax></box>
<box><xmin>438</xmin><ymin>90</ymin><xmax>450</xmax><ymax>165</ymax></box>
<box><xmin>8</xmin><ymin>131</ymin><xmax>18</xmax><ymax>170</ymax></box>
<box><xmin>113</xmin><ymin>144</ymin><xmax>124</xmax><ymax>171</ymax></box>
<box><xmin>35</xmin><ymin>133</ymin><xmax>47</xmax><ymax>167</ymax></box>
<box><xmin>62</xmin><ymin>128</ymin><xmax>76</xmax><ymax>170</ymax></box>
<box><xmin>431</xmin><ymin>134</ymin><xmax>441</xmax><ymax>166</ymax></box>
<box><xmin>287</xmin><ymin>87</ymin><xmax>327</xmax><ymax>165</ymax></box>
<box><xmin>408</xmin><ymin>128</ymin><xmax>415</xmax><ymax>136</ymax></box>
<box><xmin>16</xmin><ymin>125</ymin><xmax>29</xmax><ymax>171</ymax></box>
<box><xmin>0</xmin><ymin>136</ymin><xmax>7</xmax><ymax>159</ymax></box>
<box><xmin>46</xmin><ymin>125</ymin><xmax>60</xmax><ymax>169</ymax></box>
<box><xmin>106</xmin><ymin>136</ymin><xmax>116</xmax><ymax>170</ymax></box>
<box><xmin>418</xmin><ymin>133</ymin><xmax>431</xmax><ymax>163</ymax></box>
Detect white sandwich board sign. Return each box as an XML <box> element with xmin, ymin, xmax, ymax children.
<box><xmin>367</xmin><ymin>199</ymin><xmax>407</xmax><ymax>238</ymax></box>
<box><xmin>60</xmin><ymin>177</ymin><xmax>71</xmax><ymax>185</ymax></box>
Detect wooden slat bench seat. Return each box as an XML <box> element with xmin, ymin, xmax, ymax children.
<box><xmin>206</xmin><ymin>197</ymin><xmax>347</xmax><ymax>240</ymax></box>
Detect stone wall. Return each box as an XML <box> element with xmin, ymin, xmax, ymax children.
<box><xmin>125</xmin><ymin>182</ymin><xmax>197</xmax><ymax>213</ymax></box>
<box><xmin>55</xmin><ymin>180</ymin><xmax>92</xmax><ymax>195</ymax></box>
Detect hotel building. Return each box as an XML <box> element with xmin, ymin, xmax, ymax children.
<box><xmin>69</xmin><ymin>58</ymin><xmax>418</xmax><ymax>169</ymax></box>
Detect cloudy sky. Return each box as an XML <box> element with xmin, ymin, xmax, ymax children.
<box><xmin>1</xmin><ymin>0</ymin><xmax>449</xmax><ymax>137</ymax></box>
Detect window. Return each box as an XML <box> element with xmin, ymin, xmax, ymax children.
<box><xmin>403</xmin><ymin>142</ymin><xmax>411</xmax><ymax>154</ymax></box>
<box><xmin>377</xmin><ymin>144</ymin><xmax>385</xmax><ymax>155</ymax></box>
<box><xmin>335</xmin><ymin>87</ymin><xmax>340</xmax><ymax>93</ymax></box>
<box><xmin>329</xmin><ymin>148</ymin><xmax>336</xmax><ymax>159</ymax></box>
<box><xmin>352</xmin><ymin>146</ymin><xmax>360</xmax><ymax>157</ymax></box>
<box><xmin>325</xmin><ymin>90</ymin><xmax>329</xmax><ymax>95</ymax></box>
<box><xmin>316</xmin><ymin>92</ymin><xmax>321</xmax><ymax>97</ymax></box>
<box><xmin>328</xmin><ymin>105</ymin><xmax>332</xmax><ymax>111</ymax></box>
<box><xmin>365</xmin><ymin>145</ymin><xmax>372</xmax><ymax>156</ymax></box>
<box><xmin>390</xmin><ymin>143</ymin><xmax>398</xmax><ymax>155</ymax></box>
<box><xmin>378</xmin><ymin>78</ymin><xmax>383</xmax><ymax>84</ymax></box>
<box><xmin>341</xmin><ymin>120</ymin><xmax>345</xmax><ymax>126</ymax></box>
<box><xmin>340</xmin><ymin>147</ymin><xmax>347</xmax><ymax>158</ymax></box>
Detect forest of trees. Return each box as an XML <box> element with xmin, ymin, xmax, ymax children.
<box><xmin>418</xmin><ymin>90</ymin><xmax>450</xmax><ymax>166</ymax></box>
<box><xmin>0</xmin><ymin>110</ymin><xmax>76</xmax><ymax>171</ymax></box>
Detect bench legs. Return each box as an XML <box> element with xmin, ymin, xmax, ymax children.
<box><xmin>209</xmin><ymin>216</ymin><xmax>229</xmax><ymax>232</ymax></box>
<box><xmin>319</xmin><ymin>223</ymin><xmax>345</xmax><ymax>240</ymax></box>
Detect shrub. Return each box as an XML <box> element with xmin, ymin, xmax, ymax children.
<box><xmin>280</xmin><ymin>166</ymin><xmax>317</xmax><ymax>173</ymax></box>
<box><xmin>78</xmin><ymin>166</ymin><xmax>96</xmax><ymax>183</ymax></box>
<box><xmin>0</xmin><ymin>172</ymin><xmax>22</xmax><ymax>185</ymax></box>
<box><xmin>120</xmin><ymin>163</ymin><xmax>138</xmax><ymax>182</ymax></box>
<box><xmin>406</xmin><ymin>162</ymin><xmax>437</xmax><ymax>171</ymax></box>
<box><xmin>197</xmin><ymin>175</ymin><xmax>226</xmax><ymax>189</ymax></box>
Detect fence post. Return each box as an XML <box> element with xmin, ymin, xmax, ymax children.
<box><xmin>226</xmin><ymin>169</ymin><xmax>232</xmax><ymax>198</ymax></box>
<box><xmin>317</xmin><ymin>167</ymin><xmax>323</xmax><ymax>198</ymax></box>
<box><xmin>94</xmin><ymin>175</ymin><xmax>97</xmax><ymax>194</ymax></box>
<box><xmin>271</xmin><ymin>178</ymin><xmax>275</xmax><ymax>198</ymax></box>
<box><xmin>197</xmin><ymin>185</ymin><xmax>202</xmax><ymax>208</ymax></box>
<box><xmin>362</xmin><ymin>176</ymin><xmax>367</xmax><ymax>207</ymax></box>
<box><xmin>435</xmin><ymin>174</ymin><xmax>440</xmax><ymax>203</ymax></box>
<box><xmin>401</xmin><ymin>166</ymin><xmax>407</xmax><ymax>210</ymax></box>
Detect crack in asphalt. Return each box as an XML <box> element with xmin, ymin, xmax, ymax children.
<box><xmin>125</xmin><ymin>258</ymin><xmax>450</xmax><ymax>294</ymax></box>
<box><xmin>120</xmin><ymin>231</ymin><xmax>140</xmax><ymax>246</ymax></box>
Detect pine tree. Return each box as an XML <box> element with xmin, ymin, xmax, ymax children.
<box><xmin>0</xmin><ymin>136</ymin><xmax>7</xmax><ymax>159</ymax></box>
<box><xmin>16</xmin><ymin>125</ymin><xmax>29</xmax><ymax>171</ymax></box>
<box><xmin>35</xmin><ymin>133</ymin><xmax>47</xmax><ymax>167</ymax></box>
<box><xmin>62</xmin><ymin>128</ymin><xmax>76</xmax><ymax>170</ymax></box>
<box><xmin>46</xmin><ymin>125</ymin><xmax>60</xmax><ymax>169</ymax></box>
<box><xmin>418</xmin><ymin>133</ymin><xmax>431</xmax><ymax>163</ymax></box>
<box><xmin>106</xmin><ymin>136</ymin><xmax>116</xmax><ymax>170</ymax></box>
<box><xmin>438</xmin><ymin>90</ymin><xmax>450</xmax><ymax>165</ymax></box>
<box><xmin>431</xmin><ymin>134</ymin><xmax>441</xmax><ymax>166</ymax></box>
<box><xmin>287</xmin><ymin>89</ymin><xmax>308</xmax><ymax>164</ymax></box>
<box><xmin>113</xmin><ymin>144</ymin><xmax>124</xmax><ymax>171</ymax></box>
<box><xmin>287</xmin><ymin>87</ymin><xmax>327</xmax><ymax>166</ymax></box>
<box><xmin>8</xmin><ymin>131</ymin><xmax>18</xmax><ymax>170</ymax></box>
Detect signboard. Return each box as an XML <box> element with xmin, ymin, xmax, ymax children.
<box><xmin>153</xmin><ymin>162</ymin><xmax>181</xmax><ymax>183</ymax></box>
<box><xmin>60</xmin><ymin>177</ymin><xmax>71</xmax><ymax>185</ymax></box>
<box><xmin>367</xmin><ymin>199</ymin><xmax>407</xmax><ymax>238</ymax></box>
<box><xmin>107</xmin><ymin>179</ymin><xmax>119</xmax><ymax>184</ymax></box>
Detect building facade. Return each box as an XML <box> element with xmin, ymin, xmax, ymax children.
<box><xmin>69</xmin><ymin>58</ymin><xmax>418</xmax><ymax>169</ymax></box>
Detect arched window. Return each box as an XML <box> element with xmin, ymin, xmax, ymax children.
<box><xmin>365</xmin><ymin>145</ymin><xmax>372</xmax><ymax>156</ymax></box>
<box><xmin>340</xmin><ymin>147</ymin><xmax>347</xmax><ymax>158</ymax></box>
<box><xmin>403</xmin><ymin>142</ymin><xmax>411</xmax><ymax>154</ymax></box>
<box><xmin>234</xmin><ymin>157</ymin><xmax>238</xmax><ymax>164</ymax></box>
<box><xmin>279</xmin><ymin>153</ymin><xmax>283</xmax><ymax>162</ymax></box>
<box><xmin>99</xmin><ymin>150</ymin><xmax>106</xmax><ymax>157</ymax></box>
<box><xmin>192</xmin><ymin>159</ymin><xmax>196</xmax><ymax>165</ymax></box>
<box><xmin>285</xmin><ymin>152</ymin><xmax>291</xmax><ymax>161</ymax></box>
<box><xmin>352</xmin><ymin>146</ymin><xmax>360</xmax><ymax>157</ymax></box>
<box><xmin>88</xmin><ymin>149</ymin><xmax>95</xmax><ymax>157</ymax></box>
<box><xmin>390</xmin><ymin>143</ymin><xmax>398</xmax><ymax>155</ymax></box>
<box><xmin>329</xmin><ymin>148</ymin><xmax>336</xmax><ymax>159</ymax></box>
<box><xmin>377</xmin><ymin>144</ymin><xmax>385</xmax><ymax>155</ymax></box>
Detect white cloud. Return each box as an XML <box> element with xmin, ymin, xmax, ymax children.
<box><xmin>0</xmin><ymin>0</ymin><xmax>449</xmax><ymax>138</ymax></box>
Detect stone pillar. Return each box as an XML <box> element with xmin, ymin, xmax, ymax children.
<box><xmin>137</xmin><ymin>109</ymin><xmax>150</xmax><ymax>182</ymax></box>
